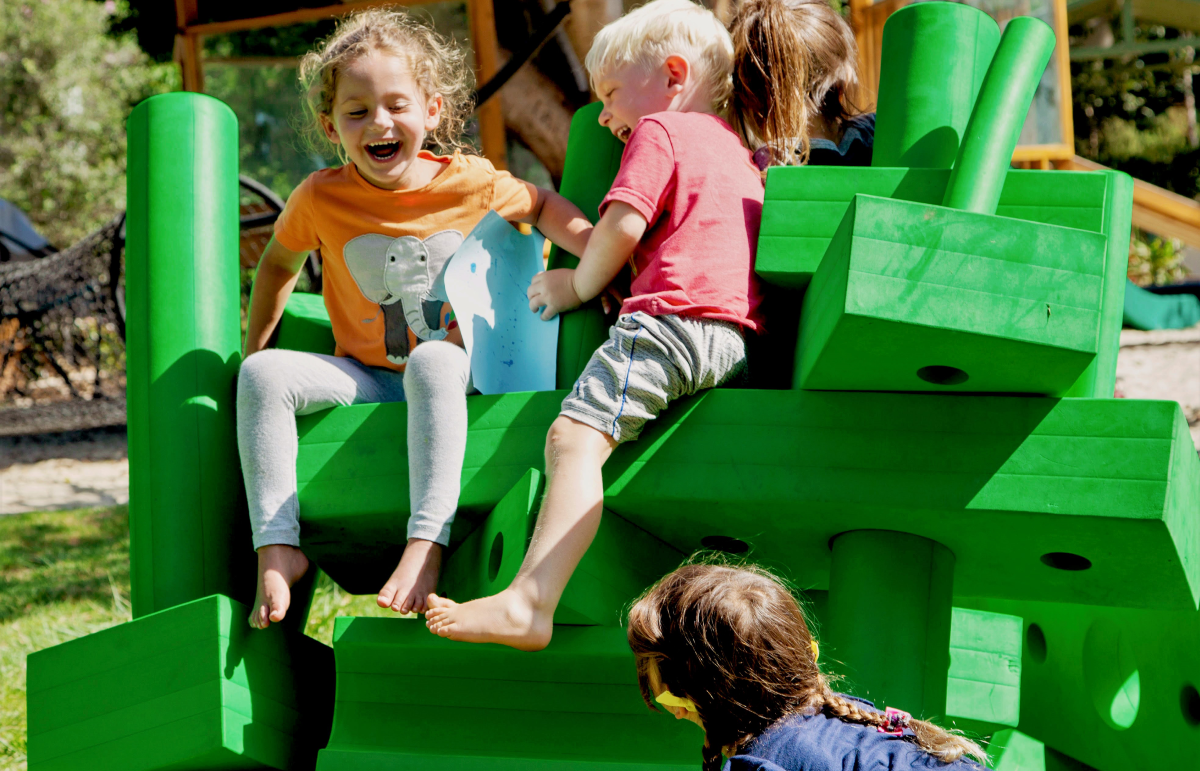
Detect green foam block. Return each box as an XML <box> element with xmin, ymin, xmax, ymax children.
<box><xmin>318</xmin><ymin>619</ymin><xmax>700</xmax><ymax>770</ymax></box>
<box><xmin>26</xmin><ymin>594</ymin><xmax>334</xmax><ymax>771</ymax></box>
<box><xmin>295</xmin><ymin>390</ymin><xmax>1200</xmax><ymax>611</ymax></box>
<box><xmin>795</xmin><ymin>194</ymin><xmax>1108</xmax><ymax>395</ymax></box>
<box><xmin>962</xmin><ymin>595</ymin><xmax>1200</xmax><ymax>771</ymax></box>
<box><xmin>439</xmin><ymin>468</ymin><xmax>684</xmax><ymax>625</ymax></box>
<box><xmin>276</xmin><ymin>291</ymin><xmax>335</xmax><ymax>355</ymax></box>
<box><xmin>757</xmin><ymin>167</ymin><xmax>1133</xmax><ymax>398</ymax></box>
<box><xmin>947</xmin><ymin>608</ymin><xmax>1022</xmax><ymax>736</ymax></box>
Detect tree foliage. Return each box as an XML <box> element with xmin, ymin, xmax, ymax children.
<box><xmin>0</xmin><ymin>0</ymin><xmax>176</xmax><ymax>247</ymax></box>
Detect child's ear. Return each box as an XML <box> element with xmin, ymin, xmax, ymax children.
<box><xmin>425</xmin><ymin>93</ymin><xmax>444</xmax><ymax>132</ymax></box>
<box><xmin>319</xmin><ymin>113</ymin><xmax>340</xmax><ymax>145</ymax></box>
<box><xmin>664</xmin><ymin>55</ymin><xmax>690</xmax><ymax>94</ymax></box>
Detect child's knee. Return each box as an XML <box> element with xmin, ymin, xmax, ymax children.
<box><xmin>403</xmin><ymin>341</ymin><xmax>469</xmax><ymax>394</ymax></box>
<box><xmin>544</xmin><ymin>415</ymin><xmax>610</xmax><ymax>467</ymax></box>
<box><xmin>237</xmin><ymin>349</ymin><xmax>294</xmax><ymax>408</ymax></box>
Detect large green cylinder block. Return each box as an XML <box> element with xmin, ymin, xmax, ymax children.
<box><xmin>826</xmin><ymin>530</ymin><xmax>955</xmax><ymax>720</ymax></box>
<box><xmin>871</xmin><ymin>3</ymin><xmax>1000</xmax><ymax>169</ymax></box>
<box><xmin>125</xmin><ymin>93</ymin><xmax>250</xmax><ymax>617</ymax></box>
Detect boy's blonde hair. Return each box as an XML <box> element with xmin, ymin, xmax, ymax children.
<box><xmin>584</xmin><ymin>0</ymin><xmax>735</xmax><ymax>113</ymax></box>
<box><xmin>298</xmin><ymin>7</ymin><xmax>475</xmax><ymax>160</ymax></box>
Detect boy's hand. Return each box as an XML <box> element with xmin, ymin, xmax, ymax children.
<box><xmin>528</xmin><ymin>268</ymin><xmax>582</xmax><ymax>321</ymax></box>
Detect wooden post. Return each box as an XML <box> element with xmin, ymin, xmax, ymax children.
<box><xmin>174</xmin><ymin>0</ymin><xmax>204</xmax><ymax>93</ymax></box>
<box><xmin>468</xmin><ymin>0</ymin><xmax>508</xmax><ymax>169</ymax></box>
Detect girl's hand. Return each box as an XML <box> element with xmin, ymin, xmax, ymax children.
<box><xmin>528</xmin><ymin>268</ymin><xmax>582</xmax><ymax>321</ymax></box>
<box><xmin>599</xmin><ymin>283</ymin><xmax>627</xmax><ymax>315</ymax></box>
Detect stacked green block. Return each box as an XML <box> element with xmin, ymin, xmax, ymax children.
<box><xmin>294</xmin><ymin>389</ymin><xmax>1200</xmax><ymax>610</ymax></box>
<box><xmin>792</xmin><ymin>12</ymin><xmax>1118</xmax><ymax>396</ymax></box>
<box><xmin>26</xmin><ymin>595</ymin><xmax>334</xmax><ymax>771</ymax></box>
<box><xmin>317</xmin><ymin>620</ymin><xmax>700</xmax><ymax>770</ymax></box>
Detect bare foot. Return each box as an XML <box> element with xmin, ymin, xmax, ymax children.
<box><xmin>424</xmin><ymin>589</ymin><xmax>553</xmax><ymax>651</ymax></box>
<box><xmin>377</xmin><ymin>538</ymin><xmax>443</xmax><ymax>614</ymax></box>
<box><xmin>250</xmin><ymin>544</ymin><xmax>309</xmax><ymax>629</ymax></box>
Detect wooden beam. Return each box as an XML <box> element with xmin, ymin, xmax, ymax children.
<box><xmin>1070</xmin><ymin>36</ymin><xmax>1200</xmax><ymax>59</ymax></box>
<box><xmin>175</xmin><ymin>0</ymin><xmax>203</xmax><ymax>93</ymax></box>
<box><xmin>468</xmin><ymin>0</ymin><xmax>507</xmax><ymax>168</ymax></box>
<box><xmin>184</xmin><ymin>1</ymin><xmax>440</xmax><ymax>37</ymax></box>
<box><xmin>1051</xmin><ymin>0</ymin><xmax>1075</xmax><ymax>154</ymax></box>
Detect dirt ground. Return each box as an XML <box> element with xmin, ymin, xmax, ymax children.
<box><xmin>1</xmin><ymin>334</ymin><xmax>1198</xmax><ymax>516</ymax></box>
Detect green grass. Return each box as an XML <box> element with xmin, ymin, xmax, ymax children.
<box><xmin>0</xmin><ymin>504</ymin><xmax>402</xmax><ymax>770</ymax></box>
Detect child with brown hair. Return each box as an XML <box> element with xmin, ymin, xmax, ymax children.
<box><xmin>239</xmin><ymin>7</ymin><xmax>591</xmax><ymax>630</ymax></box>
<box><xmin>729</xmin><ymin>0</ymin><xmax>874</xmax><ymax>169</ymax></box>
<box><xmin>628</xmin><ymin>563</ymin><xmax>989</xmax><ymax>771</ymax></box>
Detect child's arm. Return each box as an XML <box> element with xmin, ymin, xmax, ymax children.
<box><xmin>527</xmin><ymin>201</ymin><xmax>647</xmax><ymax>321</ymax></box>
<box><xmin>520</xmin><ymin>188</ymin><xmax>593</xmax><ymax>258</ymax></box>
<box><xmin>244</xmin><ymin>237</ymin><xmax>311</xmax><ymax>357</ymax></box>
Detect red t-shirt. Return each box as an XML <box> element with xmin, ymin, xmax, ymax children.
<box><xmin>600</xmin><ymin>111</ymin><xmax>765</xmax><ymax>332</ymax></box>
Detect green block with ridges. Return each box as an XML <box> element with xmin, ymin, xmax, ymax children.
<box><xmin>124</xmin><ymin>92</ymin><xmax>252</xmax><ymax>617</ymax></box>
<box><xmin>947</xmin><ymin>608</ymin><xmax>1022</xmax><ymax>735</ymax></box>
<box><xmin>795</xmin><ymin>194</ymin><xmax>1107</xmax><ymax>394</ymax></box>
<box><xmin>990</xmin><ymin>729</ymin><xmax>1046</xmax><ymax>771</ymax></box>
<box><xmin>548</xmin><ymin>102</ymin><xmax>624</xmax><ymax>388</ymax></box>
<box><xmin>276</xmin><ymin>291</ymin><xmax>335</xmax><ymax>355</ymax></box>
<box><xmin>26</xmin><ymin>594</ymin><xmax>334</xmax><ymax>771</ymax></box>
<box><xmin>758</xmin><ymin>167</ymin><xmax>1133</xmax><ymax>398</ymax></box>
<box><xmin>961</xmin><ymin>595</ymin><xmax>1200</xmax><ymax>771</ymax></box>
<box><xmin>440</xmin><ymin>468</ymin><xmax>684</xmax><ymax>625</ymax></box>
<box><xmin>295</xmin><ymin>390</ymin><xmax>1200</xmax><ymax>610</ymax></box>
<box><xmin>318</xmin><ymin>619</ymin><xmax>699</xmax><ymax>769</ymax></box>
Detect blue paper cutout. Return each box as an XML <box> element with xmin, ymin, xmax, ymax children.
<box><xmin>443</xmin><ymin>211</ymin><xmax>559</xmax><ymax>395</ymax></box>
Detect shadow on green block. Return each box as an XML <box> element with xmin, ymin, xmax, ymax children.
<box><xmin>441</xmin><ymin>468</ymin><xmax>686</xmax><ymax>625</ymax></box>
<box><xmin>26</xmin><ymin>594</ymin><xmax>334</xmax><ymax>771</ymax></box>
<box><xmin>318</xmin><ymin>620</ymin><xmax>701</xmax><ymax>770</ymax></box>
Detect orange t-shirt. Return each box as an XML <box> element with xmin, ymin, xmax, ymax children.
<box><xmin>273</xmin><ymin>151</ymin><xmax>539</xmax><ymax>371</ymax></box>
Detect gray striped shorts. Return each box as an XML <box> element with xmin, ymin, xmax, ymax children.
<box><xmin>560</xmin><ymin>311</ymin><xmax>748</xmax><ymax>443</ymax></box>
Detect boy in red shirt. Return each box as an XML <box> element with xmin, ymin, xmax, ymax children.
<box><xmin>426</xmin><ymin>0</ymin><xmax>764</xmax><ymax>650</ymax></box>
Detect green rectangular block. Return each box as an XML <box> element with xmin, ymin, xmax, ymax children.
<box><xmin>26</xmin><ymin>594</ymin><xmax>334</xmax><ymax>771</ymax></box>
<box><xmin>795</xmin><ymin>194</ymin><xmax>1108</xmax><ymax>395</ymax></box>
<box><xmin>276</xmin><ymin>292</ymin><xmax>335</xmax><ymax>355</ymax></box>
<box><xmin>318</xmin><ymin>619</ymin><xmax>700</xmax><ymax>770</ymax></box>
<box><xmin>295</xmin><ymin>390</ymin><xmax>1200</xmax><ymax>611</ymax></box>
<box><xmin>946</xmin><ymin>607</ymin><xmax>1022</xmax><ymax>735</ymax></box>
<box><xmin>440</xmin><ymin>468</ymin><xmax>684</xmax><ymax>626</ymax></box>
<box><xmin>759</xmin><ymin>167</ymin><xmax>1133</xmax><ymax>398</ymax></box>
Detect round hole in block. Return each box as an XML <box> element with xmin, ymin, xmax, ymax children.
<box><xmin>1083</xmin><ymin>618</ymin><xmax>1140</xmax><ymax>730</ymax></box>
<box><xmin>1182</xmin><ymin>685</ymin><xmax>1200</xmax><ymax>727</ymax></box>
<box><xmin>1041</xmin><ymin>552</ymin><xmax>1092</xmax><ymax>571</ymax></box>
<box><xmin>488</xmin><ymin>532</ymin><xmax>504</xmax><ymax>583</ymax></box>
<box><xmin>1026</xmin><ymin>623</ymin><xmax>1047</xmax><ymax>663</ymax></box>
<box><xmin>701</xmin><ymin>535</ymin><xmax>749</xmax><ymax>554</ymax></box>
<box><xmin>917</xmin><ymin>365</ymin><xmax>968</xmax><ymax>386</ymax></box>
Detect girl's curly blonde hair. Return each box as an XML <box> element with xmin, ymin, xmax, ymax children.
<box><xmin>298</xmin><ymin>7</ymin><xmax>475</xmax><ymax>160</ymax></box>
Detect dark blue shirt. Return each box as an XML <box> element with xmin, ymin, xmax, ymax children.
<box><xmin>752</xmin><ymin>113</ymin><xmax>876</xmax><ymax>171</ymax></box>
<box><xmin>722</xmin><ymin>703</ymin><xmax>986</xmax><ymax>771</ymax></box>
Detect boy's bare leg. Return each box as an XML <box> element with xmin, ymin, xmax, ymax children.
<box><xmin>377</xmin><ymin>538</ymin><xmax>443</xmax><ymax>614</ymax></box>
<box><xmin>425</xmin><ymin>416</ymin><xmax>617</xmax><ymax>650</ymax></box>
<box><xmin>250</xmin><ymin>544</ymin><xmax>310</xmax><ymax>629</ymax></box>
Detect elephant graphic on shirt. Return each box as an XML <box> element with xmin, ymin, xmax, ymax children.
<box><xmin>342</xmin><ymin>229</ymin><xmax>464</xmax><ymax>366</ymax></box>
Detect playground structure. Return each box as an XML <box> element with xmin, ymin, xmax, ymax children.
<box><xmin>23</xmin><ymin>3</ymin><xmax>1200</xmax><ymax>770</ymax></box>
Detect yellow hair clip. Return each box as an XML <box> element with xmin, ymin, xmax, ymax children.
<box><xmin>812</xmin><ymin>640</ymin><xmax>819</xmax><ymax>662</ymax></box>
<box><xmin>655</xmin><ymin>689</ymin><xmax>698</xmax><ymax>713</ymax></box>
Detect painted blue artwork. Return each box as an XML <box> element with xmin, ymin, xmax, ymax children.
<box><xmin>443</xmin><ymin>210</ymin><xmax>559</xmax><ymax>394</ymax></box>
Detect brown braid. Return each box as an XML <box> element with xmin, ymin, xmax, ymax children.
<box><xmin>627</xmin><ymin>561</ymin><xmax>989</xmax><ymax>770</ymax></box>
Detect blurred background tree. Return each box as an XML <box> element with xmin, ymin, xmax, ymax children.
<box><xmin>0</xmin><ymin>0</ymin><xmax>176</xmax><ymax>248</ymax></box>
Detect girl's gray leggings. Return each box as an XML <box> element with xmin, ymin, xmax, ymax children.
<box><xmin>236</xmin><ymin>341</ymin><xmax>470</xmax><ymax>551</ymax></box>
